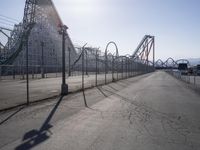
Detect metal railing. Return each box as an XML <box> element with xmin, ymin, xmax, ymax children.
<box><xmin>0</xmin><ymin>41</ymin><xmax>155</xmax><ymax>110</ymax></box>
<box><xmin>166</xmin><ymin>69</ymin><xmax>200</xmax><ymax>91</ymax></box>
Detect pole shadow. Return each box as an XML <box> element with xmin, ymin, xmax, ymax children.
<box><xmin>82</xmin><ymin>90</ymin><xmax>88</xmax><ymax>107</ymax></box>
<box><xmin>15</xmin><ymin>96</ymin><xmax>64</xmax><ymax>150</ymax></box>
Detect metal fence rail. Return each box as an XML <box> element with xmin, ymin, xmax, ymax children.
<box><xmin>0</xmin><ymin>44</ymin><xmax>155</xmax><ymax>110</ymax></box>
<box><xmin>0</xmin><ymin>0</ymin><xmax>155</xmax><ymax>110</ymax></box>
<box><xmin>166</xmin><ymin>70</ymin><xmax>200</xmax><ymax>91</ymax></box>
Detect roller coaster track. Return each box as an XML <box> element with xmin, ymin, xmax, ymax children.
<box><xmin>155</xmin><ymin>58</ymin><xmax>190</xmax><ymax>69</ymax></box>
<box><xmin>132</xmin><ymin>35</ymin><xmax>155</xmax><ymax>66</ymax></box>
<box><xmin>0</xmin><ymin>0</ymin><xmax>37</xmax><ymax>65</ymax></box>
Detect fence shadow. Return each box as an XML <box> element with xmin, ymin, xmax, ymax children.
<box><xmin>97</xmin><ymin>86</ymin><xmax>108</xmax><ymax>97</ymax></box>
<box><xmin>0</xmin><ymin>106</ymin><xmax>25</xmax><ymax>125</ymax></box>
<box><xmin>15</xmin><ymin>96</ymin><xmax>64</xmax><ymax>150</ymax></box>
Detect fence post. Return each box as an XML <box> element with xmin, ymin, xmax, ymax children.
<box><xmin>130</xmin><ymin>60</ymin><xmax>132</xmax><ymax>77</ymax></box>
<box><xmin>82</xmin><ymin>44</ymin><xmax>88</xmax><ymax>107</ymax></box>
<box><xmin>188</xmin><ymin>75</ymin><xmax>190</xmax><ymax>83</ymax></box>
<box><xmin>85</xmin><ymin>50</ymin><xmax>88</xmax><ymax>76</ymax></box>
<box><xmin>41</xmin><ymin>41</ymin><xmax>45</xmax><ymax>78</ymax></box>
<box><xmin>122</xmin><ymin>58</ymin><xmax>123</xmax><ymax>79</ymax></box>
<box><xmin>194</xmin><ymin>73</ymin><xmax>196</xmax><ymax>86</ymax></box>
<box><xmin>95</xmin><ymin>49</ymin><xmax>98</xmax><ymax>86</ymax></box>
<box><xmin>82</xmin><ymin>47</ymin><xmax>84</xmax><ymax>90</ymax></box>
<box><xmin>13</xmin><ymin>65</ymin><xmax>15</xmax><ymax>79</ymax></box>
<box><xmin>0</xmin><ymin>65</ymin><xmax>1</xmax><ymax>80</ymax></box>
<box><xmin>112</xmin><ymin>55</ymin><xmax>114</xmax><ymax>81</ymax></box>
<box><xmin>105</xmin><ymin>53</ymin><xmax>107</xmax><ymax>84</ymax></box>
<box><xmin>136</xmin><ymin>62</ymin><xmax>138</xmax><ymax>75</ymax></box>
<box><xmin>116</xmin><ymin>56</ymin><xmax>118</xmax><ymax>80</ymax></box>
<box><xmin>68</xmin><ymin>47</ymin><xmax>71</xmax><ymax>76</ymax></box>
<box><xmin>128</xmin><ymin>58</ymin><xmax>130</xmax><ymax>77</ymax></box>
<box><xmin>25</xmin><ymin>36</ymin><xmax>30</xmax><ymax>105</ymax></box>
<box><xmin>126</xmin><ymin>57</ymin><xmax>128</xmax><ymax>78</ymax></box>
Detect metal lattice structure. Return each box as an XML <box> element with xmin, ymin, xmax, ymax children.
<box><xmin>0</xmin><ymin>0</ymin><xmax>36</xmax><ymax>65</ymax></box>
<box><xmin>155</xmin><ymin>58</ymin><xmax>190</xmax><ymax>69</ymax></box>
<box><xmin>0</xmin><ymin>0</ymin><xmax>77</xmax><ymax>76</ymax></box>
<box><xmin>0</xmin><ymin>0</ymin><xmax>155</xmax><ymax>80</ymax></box>
<box><xmin>132</xmin><ymin>35</ymin><xmax>155</xmax><ymax>67</ymax></box>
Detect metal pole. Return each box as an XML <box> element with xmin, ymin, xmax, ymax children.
<box><xmin>81</xmin><ymin>43</ymin><xmax>87</xmax><ymax>90</ymax></box>
<box><xmin>26</xmin><ymin>37</ymin><xmax>29</xmax><ymax>105</ymax></box>
<box><xmin>104</xmin><ymin>41</ymin><xmax>119</xmax><ymax>84</ymax></box>
<box><xmin>13</xmin><ymin>66</ymin><xmax>15</xmax><ymax>79</ymax></box>
<box><xmin>82</xmin><ymin>48</ymin><xmax>84</xmax><ymax>90</ymax></box>
<box><xmin>68</xmin><ymin>47</ymin><xmax>71</xmax><ymax>76</ymax></box>
<box><xmin>112</xmin><ymin>55</ymin><xmax>114</xmax><ymax>81</ymax></box>
<box><xmin>122</xmin><ymin>58</ymin><xmax>123</xmax><ymax>79</ymax></box>
<box><xmin>153</xmin><ymin>37</ymin><xmax>155</xmax><ymax>68</ymax></box>
<box><xmin>116</xmin><ymin>57</ymin><xmax>118</xmax><ymax>80</ymax></box>
<box><xmin>126</xmin><ymin>57</ymin><xmax>128</xmax><ymax>78</ymax></box>
<box><xmin>86</xmin><ymin>50</ymin><xmax>88</xmax><ymax>76</ymax></box>
<box><xmin>95</xmin><ymin>50</ymin><xmax>98</xmax><ymax>86</ymax></box>
<box><xmin>0</xmin><ymin>66</ymin><xmax>1</xmax><ymax>80</ymax></box>
<box><xmin>82</xmin><ymin>45</ymin><xmax>88</xmax><ymax>107</ymax></box>
<box><xmin>105</xmin><ymin>53</ymin><xmax>107</xmax><ymax>84</ymax></box>
<box><xmin>61</xmin><ymin>25</ymin><xmax>68</xmax><ymax>95</ymax></box>
<box><xmin>128</xmin><ymin>58</ymin><xmax>129</xmax><ymax>77</ymax></box>
<box><xmin>41</xmin><ymin>41</ymin><xmax>45</xmax><ymax>78</ymax></box>
<box><xmin>130</xmin><ymin>59</ymin><xmax>132</xmax><ymax>76</ymax></box>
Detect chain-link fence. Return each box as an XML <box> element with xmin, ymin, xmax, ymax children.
<box><xmin>166</xmin><ymin>69</ymin><xmax>200</xmax><ymax>91</ymax></box>
<box><xmin>0</xmin><ymin>44</ymin><xmax>155</xmax><ymax>110</ymax></box>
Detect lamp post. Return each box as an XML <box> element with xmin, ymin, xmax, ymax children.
<box><xmin>59</xmin><ymin>25</ymin><xmax>68</xmax><ymax>95</ymax></box>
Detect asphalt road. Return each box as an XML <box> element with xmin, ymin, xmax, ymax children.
<box><xmin>0</xmin><ymin>71</ymin><xmax>200</xmax><ymax>150</ymax></box>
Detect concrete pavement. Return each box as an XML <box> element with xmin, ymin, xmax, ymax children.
<box><xmin>0</xmin><ymin>71</ymin><xmax>200</xmax><ymax>150</ymax></box>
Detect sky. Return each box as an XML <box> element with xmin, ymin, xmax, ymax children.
<box><xmin>0</xmin><ymin>0</ymin><xmax>200</xmax><ymax>60</ymax></box>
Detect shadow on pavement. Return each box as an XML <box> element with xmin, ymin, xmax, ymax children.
<box><xmin>97</xmin><ymin>86</ymin><xmax>108</xmax><ymax>97</ymax></box>
<box><xmin>82</xmin><ymin>90</ymin><xmax>89</xmax><ymax>108</ymax></box>
<box><xmin>107</xmin><ymin>84</ymin><xmax>118</xmax><ymax>92</ymax></box>
<box><xmin>15</xmin><ymin>96</ymin><xmax>64</xmax><ymax>150</ymax></box>
<box><xmin>0</xmin><ymin>106</ymin><xmax>25</xmax><ymax>125</ymax></box>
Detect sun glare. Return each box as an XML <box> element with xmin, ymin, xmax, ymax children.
<box><xmin>66</xmin><ymin>0</ymin><xmax>99</xmax><ymax>15</ymax></box>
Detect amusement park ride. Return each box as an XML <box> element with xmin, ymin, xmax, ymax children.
<box><xmin>0</xmin><ymin>0</ymin><xmax>198</xmax><ymax>77</ymax></box>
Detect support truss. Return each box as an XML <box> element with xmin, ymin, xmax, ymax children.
<box><xmin>132</xmin><ymin>35</ymin><xmax>155</xmax><ymax>67</ymax></box>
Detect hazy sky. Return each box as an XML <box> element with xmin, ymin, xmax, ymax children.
<box><xmin>0</xmin><ymin>0</ymin><xmax>200</xmax><ymax>60</ymax></box>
